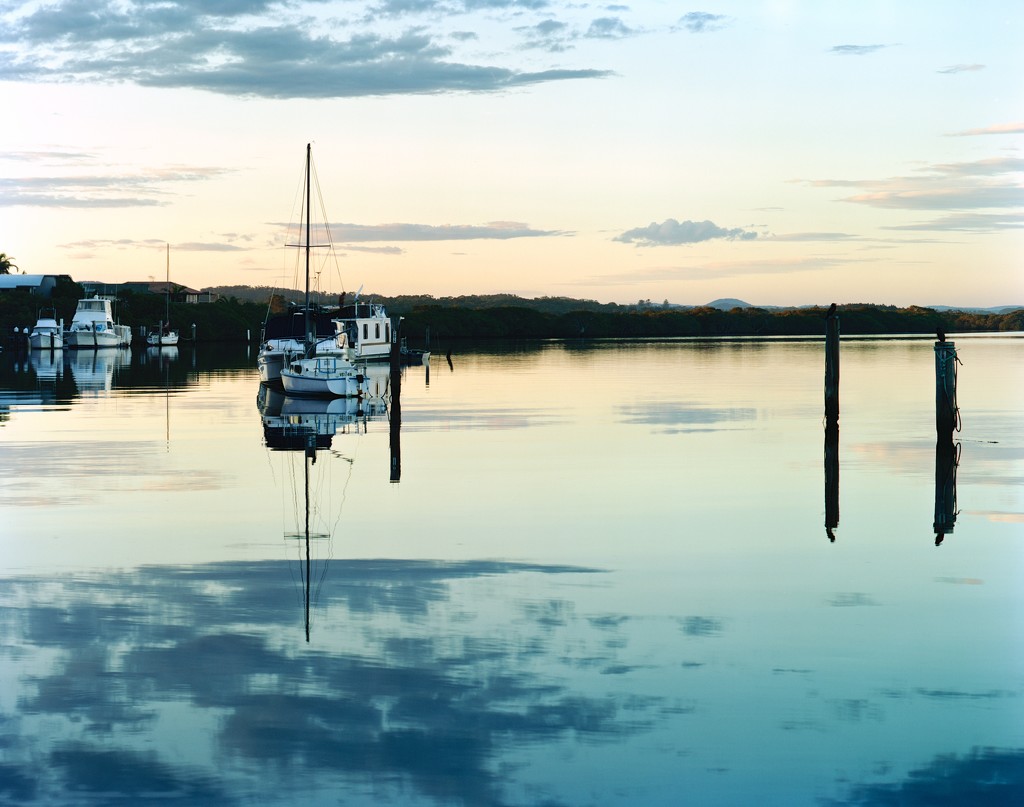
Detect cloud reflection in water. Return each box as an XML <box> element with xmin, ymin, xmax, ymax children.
<box><xmin>0</xmin><ymin>558</ymin><xmax>672</xmax><ymax>806</ymax></box>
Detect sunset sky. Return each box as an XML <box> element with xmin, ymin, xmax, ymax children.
<box><xmin>1</xmin><ymin>1</ymin><xmax>1021</xmax><ymax>307</ymax></box>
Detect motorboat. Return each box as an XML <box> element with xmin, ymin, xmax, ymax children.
<box><xmin>65</xmin><ymin>296</ymin><xmax>122</xmax><ymax>349</ymax></box>
<box><xmin>29</xmin><ymin>309</ymin><xmax>63</xmax><ymax>350</ymax></box>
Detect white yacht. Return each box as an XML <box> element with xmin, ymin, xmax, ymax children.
<box><xmin>65</xmin><ymin>296</ymin><xmax>121</xmax><ymax>349</ymax></box>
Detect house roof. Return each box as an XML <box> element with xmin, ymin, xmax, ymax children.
<box><xmin>0</xmin><ymin>274</ymin><xmax>47</xmax><ymax>289</ymax></box>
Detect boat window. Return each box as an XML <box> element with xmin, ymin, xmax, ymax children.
<box><xmin>363</xmin><ymin>324</ymin><xmax>368</xmax><ymax>340</ymax></box>
<box><xmin>375</xmin><ymin>323</ymin><xmax>380</xmax><ymax>339</ymax></box>
<box><xmin>386</xmin><ymin>323</ymin><xmax>390</xmax><ymax>342</ymax></box>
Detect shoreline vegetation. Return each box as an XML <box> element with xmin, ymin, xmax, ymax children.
<box><xmin>1</xmin><ymin>284</ymin><xmax>1021</xmax><ymax>345</ymax></box>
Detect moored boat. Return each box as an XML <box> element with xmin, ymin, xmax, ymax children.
<box><xmin>65</xmin><ymin>296</ymin><xmax>121</xmax><ymax>349</ymax></box>
<box><xmin>258</xmin><ymin>307</ymin><xmax>346</xmax><ymax>385</ymax></box>
<box><xmin>29</xmin><ymin>309</ymin><xmax>63</xmax><ymax>350</ymax></box>
<box><xmin>331</xmin><ymin>301</ymin><xmax>394</xmax><ymax>362</ymax></box>
<box><xmin>147</xmin><ymin>244</ymin><xmax>180</xmax><ymax>346</ymax></box>
<box><xmin>146</xmin><ymin>328</ymin><xmax>179</xmax><ymax>347</ymax></box>
<box><xmin>262</xmin><ymin>143</ymin><xmax>365</xmax><ymax>397</ymax></box>
<box><xmin>280</xmin><ymin>352</ymin><xmax>367</xmax><ymax>398</ymax></box>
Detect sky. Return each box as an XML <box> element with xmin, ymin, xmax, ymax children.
<box><xmin>1</xmin><ymin>1</ymin><xmax>1022</xmax><ymax>308</ymax></box>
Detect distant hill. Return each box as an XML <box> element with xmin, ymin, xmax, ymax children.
<box><xmin>926</xmin><ymin>304</ymin><xmax>1024</xmax><ymax>315</ymax></box>
<box><xmin>202</xmin><ymin>286</ymin><xmax>1022</xmax><ymax>318</ymax></box>
<box><xmin>704</xmin><ymin>298</ymin><xmax>753</xmax><ymax>310</ymax></box>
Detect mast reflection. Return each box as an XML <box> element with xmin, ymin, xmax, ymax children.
<box><xmin>257</xmin><ymin>376</ymin><xmax>396</xmax><ymax>639</ymax></box>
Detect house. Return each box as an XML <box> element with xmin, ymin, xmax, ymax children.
<box><xmin>0</xmin><ymin>274</ymin><xmax>74</xmax><ymax>297</ymax></box>
<box><xmin>86</xmin><ymin>281</ymin><xmax>216</xmax><ymax>304</ymax></box>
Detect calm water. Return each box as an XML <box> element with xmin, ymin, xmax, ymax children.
<box><xmin>1</xmin><ymin>336</ymin><xmax>1022</xmax><ymax>806</ymax></box>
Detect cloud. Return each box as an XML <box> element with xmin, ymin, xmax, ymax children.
<box><xmin>937</xmin><ymin>63</ymin><xmax>985</xmax><ymax>74</ymax></box>
<box><xmin>585</xmin><ymin>16</ymin><xmax>636</xmax><ymax>40</ymax></box>
<box><xmin>948</xmin><ymin>122</ymin><xmax>1024</xmax><ymax>136</ymax></box>
<box><xmin>830</xmin><ymin>44</ymin><xmax>892</xmax><ymax>56</ymax></box>
<box><xmin>767</xmin><ymin>232</ymin><xmax>860</xmax><ymax>242</ymax></box>
<box><xmin>807</xmin><ymin>157</ymin><xmax>1024</xmax><ymax>215</ymax></box>
<box><xmin>517</xmin><ymin>18</ymin><xmax>573</xmax><ymax>51</ymax></box>
<box><xmin>884</xmin><ymin>212</ymin><xmax>1024</xmax><ymax>233</ymax></box>
<box><xmin>339</xmin><ymin>244</ymin><xmax>406</xmax><ymax>255</ymax></box>
<box><xmin>0</xmin><ymin>164</ymin><xmax>232</xmax><ymax>208</ymax></box>
<box><xmin>614</xmin><ymin>218</ymin><xmax>759</xmax><ymax>246</ymax></box>
<box><xmin>677</xmin><ymin>12</ymin><xmax>728</xmax><ymax>33</ymax></box>
<box><xmin>0</xmin><ymin>2</ymin><xmax>614</xmax><ymax>98</ymax></box>
<box><xmin>329</xmin><ymin>221</ymin><xmax>563</xmax><ymax>241</ymax></box>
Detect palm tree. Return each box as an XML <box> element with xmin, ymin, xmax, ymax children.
<box><xmin>0</xmin><ymin>253</ymin><xmax>17</xmax><ymax>275</ymax></box>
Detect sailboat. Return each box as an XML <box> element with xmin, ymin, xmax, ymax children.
<box><xmin>278</xmin><ymin>144</ymin><xmax>366</xmax><ymax>399</ymax></box>
<box><xmin>147</xmin><ymin>244</ymin><xmax>179</xmax><ymax>347</ymax></box>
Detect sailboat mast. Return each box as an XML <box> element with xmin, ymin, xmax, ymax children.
<box><xmin>304</xmin><ymin>143</ymin><xmax>312</xmax><ymax>350</ymax></box>
<box><xmin>165</xmin><ymin>243</ymin><xmax>170</xmax><ymax>325</ymax></box>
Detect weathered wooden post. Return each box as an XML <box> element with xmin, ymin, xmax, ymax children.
<box><xmin>934</xmin><ymin>338</ymin><xmax>958</xmax><ymax>438</ymax></box>
<box><xmin>389</xmin><ymin>317</ymin><xmax>402</xmax><ymax>483</ymax></box>
<box><xmin>824</xmin><ymin>307</ymin><xmax>839</xmax><ymax>420</ymax></box>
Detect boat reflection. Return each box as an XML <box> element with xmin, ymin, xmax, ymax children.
<box><xmin>257</xmin><ymin>379</ymin><xmax>396</xmax><ymax>641</ymax></box>
<box><xmin>65</xmin><ymin>346</ymin><xmax>132</xmax><ymax>393</ymax></box>
<box><xmin>29</xmin><ymin>348</ymin><xmax>65</xmax><ymax>382</ymax></box>
<box><xmin>144</xmin><ymin>344</ymin><xmax>180</xmax><ymax>363</ymax></box>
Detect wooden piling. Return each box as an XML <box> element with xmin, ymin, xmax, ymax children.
<box><xmin>389</xmin><ymin>317</ymin><xmax>402</xmax><ymax>483</ymax></box>
<box><xmin>934</xmin><ymin>341</ymin><xmax>958</xmax><ymax>437</ymax></box>
<box><xmin>824</xmin><ymin>313</ymin><xmax>840</xmax><ymax>420</ymax></box>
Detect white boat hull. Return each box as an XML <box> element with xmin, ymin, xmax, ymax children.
<box><xmin>29</xmin><ymin>331</ymin><xmax>63</xmax><ymax>350</ymax></box>
<box><xmin>66</xmin><ymin>328</ymin><xmax>121</xmax><ymax>349</ymax></box>
<box><xmin>280</xmin><ymin>356</ymin><xmax>366</xmax><ymax>398</ymax></box>
<box><xmin>259</xmin><ymin>337</ymin><xmax>346</xmax><ymax>384</ymax></box>
<box><xmin>147</xmin><ymin>331</ymin><xmax>179</xmax><ymax>346</ymax></box>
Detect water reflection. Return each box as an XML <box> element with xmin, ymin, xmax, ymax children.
<box><xmin>256</xmin><ymin>373</ymin><xmax>400</xmax><ymax>639</ymax></box>
<box><xmin>933</xmin><ymin>439</ymin><xmax>961</xmax><ymax>545</ymax></box>
<box><xmin>66</xmin><ymin>347</ymin><xmax>132</xmax><ymax>393</ymax></box>
<box><xmin>825</xmin><ymin>416</ymin><xmax>839</xmax><ymax>542</ymax></box>
<box><xmin>0</xmin><ymin>560</ymin><xmax>625</xmax><ymax>805</ymax></box>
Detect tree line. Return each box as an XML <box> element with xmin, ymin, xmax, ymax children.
<box><xmin>2</xmin><ymin>281</ymin><xmax>1021</xmax><ymax>346</ymax></box>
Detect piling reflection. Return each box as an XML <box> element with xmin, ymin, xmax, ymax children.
<box><xmin>825</xmin><ymin>416</ymin><xmax>839</xmax><ymax>542</ymax></box>
<box><xmin>933</xmin><ymin>439</ymin><xmax>960</xmax><ymax>546</ymax></box>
